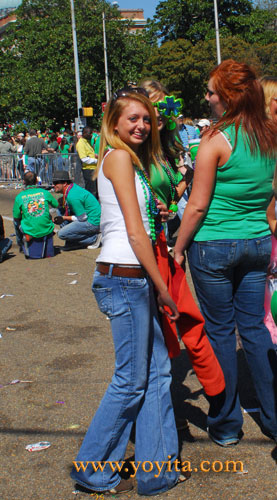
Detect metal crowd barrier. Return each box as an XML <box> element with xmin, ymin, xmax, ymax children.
<box><xmin>0</xmin><ymin>153</ymin><xmax>84</xmax><ymax>187</ymax></box>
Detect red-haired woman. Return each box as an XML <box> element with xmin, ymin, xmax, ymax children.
<box><xmin>174</xmin><ymin>60</ymin><xmax>277</xmax><ymax>447</ymax></box>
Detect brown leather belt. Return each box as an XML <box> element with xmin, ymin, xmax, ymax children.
<box><xmin>97</xmin><ymin>263</ymin><xmax>146</xmax><ymax>278</ymax></box>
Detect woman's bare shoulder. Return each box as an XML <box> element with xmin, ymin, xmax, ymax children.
<box><xmin>200</xmin><ymin>129</ymin><xmax>231</xmax><ymax>151</ymax></box>
<box><xmin>103</xmin><ymin>148</ymin><xmax>134</xmax><ymax>178</ymax></box>
<box><xmin>105</xmin><ymin>148</ymin><xmax>131</xmax><ymax>163</ymax></box>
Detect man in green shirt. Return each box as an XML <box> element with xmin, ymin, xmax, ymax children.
<box><xmin>13</xmin><ymin>171</ymin><xmax>58</xmax><ymax>257</ymax></box>
<box><xmin>52</xmin><ymin>171</ymin><xmax>101</xmax><ymax>250</ymax></box>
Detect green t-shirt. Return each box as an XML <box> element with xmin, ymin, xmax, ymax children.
<box><xmin>94</xmin><ymin>135</ymin><xmax>101</xmax><ymax>156</ymax></box>
<box><xmin>91</xmin><ymin>132</ymin><xmax>99</xmax><ymax>148</ymax></box>
<box><xmin>194</xmin><ymin>124</ymin><xmax>275</xmax><ymax>241</ymax></box>
<box><xmin>150</xmin><ymin>162</ymin><xmax>182</xmax><ymax>207</ymax></box>
<box><xmin>13</xmin><ymin>186</ymin><xmax>58</xmax><ymax>238</ymax></box>
<box><xmin>66</xmin><ymin>183</ymin><xmax>101</xmax><ymax>226</ymax></box>
<box><xmin>58</xmin><ymin>143</ymin><xmax>70</xmax><ymax>158</ymax></box>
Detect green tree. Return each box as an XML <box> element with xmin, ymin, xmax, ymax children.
<box><xmin>142</xmin><ymin>36</ymin><xmax>264</xmax><ymax>117</ymax></box>
<box><xmin>151</xmin><ymin>0</ymin><xmax>253</xmax><ymax>44</ymax></box>
<box><xmin>0</xmin><ymin>0</ymin><xmax>149</xmax><ymax>128</ymax></box>
<box><xmin>255</xmin><ymin>43</ymin><xmax>277</xmax><ymax>75</ymax></box>
<box><xmin>150</xmin><ymin>0</ymin><xmax>276</xmax><ymax>46</ymax></box>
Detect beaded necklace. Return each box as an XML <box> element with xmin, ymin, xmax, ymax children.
<box><xmin>62</xmin><ymin>183</ymin><xmax>74</xmax><ymax>215</ymax></box>
<box><xmin>160</xmin><ymin>159</ymin><xmax>179</xmax><ymax>213</ymax></box>
<box><xmin>135</xmin><ymin>167</ymin><xmax>162</xmax><ymax>242</ymax></box>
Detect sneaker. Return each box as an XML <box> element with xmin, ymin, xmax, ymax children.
<box><xmin>61</xmin><ymin>243</ymin><xmax>87</xmax><ymax>251</ymax></box>
<box><xmin>87</xmin><ymin>233</ymin><xmax>102</xmax><ymax>249</ymax></box>
<box><xmin>207</xmin><ymin>427</ymin><xmax>240</xmax><ymax>447</ymax></box>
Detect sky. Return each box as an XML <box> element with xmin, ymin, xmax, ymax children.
<box><xmin>113</xmin><ymin>1</ymin><xmax>160</xmax><ymax>19</ymax></box>
<box><xmin>0</xmin><ymin>0</ymin><xmax>160</xmax><ymax>19</ymax></box>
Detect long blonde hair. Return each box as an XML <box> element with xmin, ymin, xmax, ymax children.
<box><xmin>95</xmin><ymin>91</ymin><xmax>162</xmax><ymax>177</ymax></box>
<box><xmin>260</xmin><ymin>76</ymin><xmax>277</xmax><ymax>120</ymax></box>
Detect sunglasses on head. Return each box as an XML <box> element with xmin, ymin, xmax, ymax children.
<box><xmin>112</xmin><ymin>87</ymin><xmax>149</xmax><ymax>101</ymax></box>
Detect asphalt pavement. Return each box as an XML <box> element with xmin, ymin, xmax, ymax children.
<box><xmin>1</xmin><ymin>186</ymin><xmax>277</xmax><ymax>500</ymax></box>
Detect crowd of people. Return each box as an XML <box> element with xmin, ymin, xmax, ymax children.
<box><xmin>0</xmin><ymin>117</ymin><xmax>205</xmax><ymax>184</ymax></box>
<box><xmin>0</xmin><ymin>126</ymin><xmax>98</xmax><ymax>184</ymax></box>
<box><xmin>1</xmin><ymin>63</ymin><xmax>277</xmax><ymax>497</ymax></box>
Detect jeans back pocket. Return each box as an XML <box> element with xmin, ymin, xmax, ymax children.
<box><xmin>92</xmin><ymin>285</ymin><xmax>113</xmax><ymax>316</ymax></box>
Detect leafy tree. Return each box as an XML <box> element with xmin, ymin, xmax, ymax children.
<box><xmin>255</xmin><ymin>43</ymin><xmax>277</xmax><ymax>75</ymax></box>
<box><xmin>141</xmin><ymin>36</ymin><xmax>266</xmax><ymax>118</ymax></box>
<box><xmin>0</xmin><ymin>0</ymin><xmax>149</xmax><ymax>128</ymax></box>
<box><xmin>151</xmin><ymin>0</ymin><xmax>252</xmax><ymax>43</ymax></box>
<box><xmin>150</xmin><ymin>0</ymin><xmax>276</xmax><ymax>46</ymax></box>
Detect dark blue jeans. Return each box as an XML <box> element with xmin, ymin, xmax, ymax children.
<box><xmin>0</xmin><ymin>238</ymin><xmax>12</xmax><ymax>262</ymax></box>
<box><xmin>188</xmin><ymin>237</ymin><xmax>277</xmax><ymax>443</ymax></box>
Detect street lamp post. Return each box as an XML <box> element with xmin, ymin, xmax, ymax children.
<box><xmin>103</xmin><ymin>11</ymin><xmax>110</xmax><ymax>102</ymax></box>
<box><xmin>213</xmin><ymin>0</ymin><xmax>221</xmax><ymax>65</ymax></box>
<box><xmin>70</xmin><ymin>0</ymin><xmax>83</xmax><ymax>118</ymax></box>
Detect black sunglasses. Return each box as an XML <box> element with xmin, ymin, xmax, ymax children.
<box><xmin>206</xmin><ymin>88</ymin><xmax>215</xmax><ymax>97</ymax></box>
<box><xmin>112</xmin><ymin>87</ymin><xmax>149</xmax><ymax>101</ymax></box>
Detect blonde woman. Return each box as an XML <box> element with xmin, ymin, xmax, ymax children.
<box><xmin>71</xmin><ymin>88</ymin><xmax>189</xmax><ymax>496</ymax></box>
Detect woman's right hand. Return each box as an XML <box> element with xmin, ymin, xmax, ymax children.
<box><xmin>157</xmin><ymin>289</ymin><xmax>179</xmax><ymax>321</ymax></box>
<box><xmin>174</xmin><ymin>251</ymin><xmax>186</xmax><ymax>271</ymax></box>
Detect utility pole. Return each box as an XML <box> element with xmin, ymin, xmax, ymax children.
<box><xmin>70</xmin><ymin>0</ymin><xmax>85</xmax><ymax>129</ymax></box>
<box><xmin>103</xmin><ymin>11</ymin><xmax>110</xmax><ymax>102</ymax></box>
<box><xmin>213</xmin><ymin>0</ymin><xmax>221</xmax><ymax>65</ymax></box>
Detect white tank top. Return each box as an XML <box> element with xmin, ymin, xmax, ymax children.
<box><xmin>96</xmin><ymin>149</ymin><xmax>151</xmax><ymax>265</ymax></box>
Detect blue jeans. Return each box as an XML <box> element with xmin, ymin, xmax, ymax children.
<box><xmin>0</xmin><ymin>238</ymin><xmax>12</xmax><ymax>262</ymax></box>
<box><xmin>58</xmin><ymin>220</ymin><xmax>100</xmax><ymax>246</ymax></box>
<box><xmin>188</xmin><ymin>237</ymin><xmax>277</xmax><ymax>443</ymax></box>
<box><xmin>27</xmin><ymin>157</ymin><xmax>42</xmax><ymax>175</ymax></box>
<box><xmin>71</xmin><ymin>269</ymin><xmax>179</xmax><ymax>495</ymax></box>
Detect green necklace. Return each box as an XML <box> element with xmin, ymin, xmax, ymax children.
<box><xmin>160</xmin><ymin>159</ymin><xmax>179</xmax><ymax>213</ymax></box>
<box><xmin>135</xmin><ymin>168</ymin><xmax>162</xmax><ymax>242</ymax></box>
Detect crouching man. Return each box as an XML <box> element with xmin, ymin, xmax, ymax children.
<box><xmin>52</xmin><ymin>171</ymin><xmax>101</xmax><ymax>250</ymax></box>
<box><xmin>13</xmin><ymin>171</ymin><xmax>58</xmax><ymax>259</ymax></box>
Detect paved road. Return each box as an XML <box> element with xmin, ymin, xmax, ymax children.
<box><xmin>1</xmin><ymin>187</ymin><xmax>277</xmax><ymax>500</ymax></box>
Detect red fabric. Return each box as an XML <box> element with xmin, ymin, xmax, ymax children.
<box><xmin>154</xmin><ymin>232</ymin><xmax>225</xmax><ymax>397</ymax></box>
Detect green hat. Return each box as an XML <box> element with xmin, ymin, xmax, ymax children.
<box><xmin>271</xmin><ymin>291</ymin><xmax>277</xmax><ymax>325</ymax></box>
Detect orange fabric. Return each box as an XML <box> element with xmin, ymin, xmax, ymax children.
<box><xmin>154</xmin><ymin>232</ymin><xmax>225</xmax><ymax>397</ymax></box>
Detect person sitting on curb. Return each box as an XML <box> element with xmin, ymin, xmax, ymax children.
<box><xmin>0</xmin><ymin>215</ymin><xmax>13</xmax><ymax>263</ymax></box>
<box><xmin>52</xmin><ymin>171</ymin><xmax>101</xmax><ymax>250</ymax></box>
<box><xmin>13</xmin><ymin>171</ymin><xmax>58</xmax><ymax>259</ymax></box>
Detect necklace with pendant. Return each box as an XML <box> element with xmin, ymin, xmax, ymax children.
<box><xmin>160</xmin><ymin>159</ymin><xmax>178</xmax><ymax>213</ymax></box>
